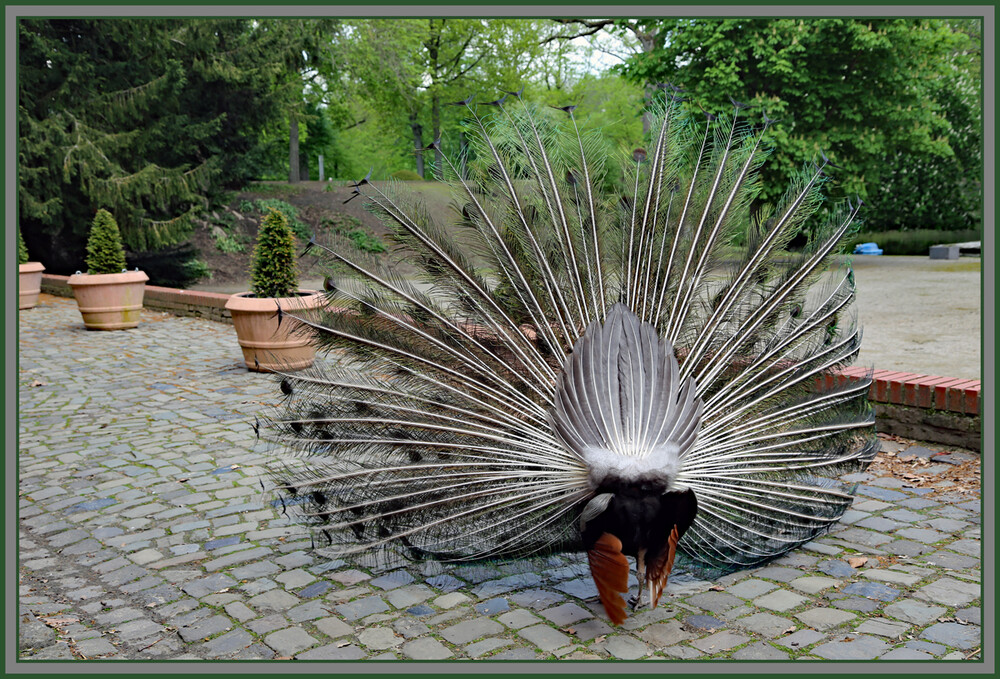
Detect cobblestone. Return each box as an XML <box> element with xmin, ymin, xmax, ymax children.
<box><xmin>17</xmin><ymin>298</ymin><xmax>982</xmax><ymax>662</ymax></box>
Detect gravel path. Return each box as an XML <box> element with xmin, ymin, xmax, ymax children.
<box><xmin>17</xmin><ymin>295</ymin><xmax>982</xmax><ymax>663</ymax></box>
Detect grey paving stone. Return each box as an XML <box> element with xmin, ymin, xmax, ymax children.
<box><xmin>913</xmin><ymin>577</ymin><xmax>980</xmax><ymax>607</ymax></box>
<box><xmin>178</xmin><ymin>615</ymin><xmax>232</xmax><ymax>642</ymax></box>
<box><xmin>855</xmin><ymin>618</ymin><xmax>910</xmax><ymax>638</ymax></box>
<box><xmin>383</xmin><ymin>584</ymin><xmax>432</xmax><ymax>610</ymax></box>
<box><xmin>774</xmin><ymin>629</ymin><xmax>825</xmax><ymax>649</ymax></box>
<box><xmin>115</xmin><ymin>618</ymin><xmax>166</xmax><ymax>641</ymax></box>
<box><xmin>74</xmin><ymin>637</ymin><xmax>118</xmax><ymax>657</ymax></box>
<box><xmin>357</xmin><ymin>626</ymin><xmax>403</xmax><ymax>650</ymax></box>
<box><xmin>733</xmin><ymin>641</ymin><xmax>789</xmax><ymax>660</ymax></box>
<box><xmin>812</xmin><ymin>635</ymin><xmax>889</xmax><ymax>659</ymax></box>
<box><xmin>790</xmin><ymin>577</ymin><xmax>841</xmax><ymax>594</ymax></box>
<box><xmin>465</xmin><ymin>637</ymin><xmax>514</xmax><ymax>658</ymax></box>
<box><xmin>604</xmin><ymin>635</ymin><xmax>650</xmax><ymax>659</ymax></box>
<box><xmin>841</xmin><ymin>581</ymin><xmax>901</xmax><ymax>602</ymax></box>
<box><xmin>855</xmin><ymin>486</ymin><xmax>907</xmax><ymax>501</ymax></box>
<box><xmin>690</xmin><ymin>630</ymin><xmax>749</xmax><ymax>653</ymax></box>
<box><xmin>755</xmin><ymin>589</ymin><xmax>809</xmax><ymax>612</ymax></box>
<box><xmin>181</xmin><ymin>573</ymin><xmax>237</xmax><ymax>599</ymax></box>
<box><xmin>684</xmin><ymin>614</ymin><xmax>725</xmax><ymax>631</ymax></box>
<box><xmin>685</xmin><ymin>590</ymin><xmax>743</xmax><ymax>613</ymax></box>
<box><xmin>474</xmin><ymin>597</ymin><xmax>510</xmax><ymax>616</ymax></box>
<box><xmin>752</xmin><ymin>566</ymin><xmax>803</xmax><ymax>583</ymax></box>
<box><xmin>923</xmin><ymin>550</ymin><xmax>979</xmax><ymax>570</ymax></box>
<box><xmin>368</xmin><ymin>569</ymin><xmax>415</xmax><ymax>590</ymax></box>
<box><xmin>906</xmin><ymin>639</ymin><xmax>946</xmax><ymax>655</ymax></box>
<box><xmin>946</xmin><ymin>539</ymin><xmax>981</xmax><ymax>557</ymax></box>
<box><xmin>880</xmin><ymin>648</ymin><xmax>934</xmax><ymax>660</ymax></box>
<box><xmin>637</xmin><ymin>620</ymin><xmax>696</xmax><ymax>648</ymax></box>
<box><xmin>540</xmin><ymin>602</ymin><xmax>592</xmax><ymax>626</ymax></box>
<box><xmin>568</xmin><ymin>618</ymin><xmax>613</xmax><ymax>642</ymax></box>
<box><xmin>246</xmin><ymin>614</ymin><xmax>290</xmax><ymax>635</ymax></box>
<box><xmin>223</xmin><ymin>601</ymin><xmax>256</xmax><ymax>623</ymax></box>
<box><xmin>895</xmin><ymin>527</ymin><xmax>947</xmax><ymax>544</ymax></box>
<box><xmin>726</xmin><ymin>579</ymin><xmax>777</xmax><ymax>599</ymax></box>
<box><xmin>861</xmin><ymin>569</ymin><xmax>922</xmax><ymax>586</ymax></box>
<box><xmin>737</xmin><ymin>612</ymin><xmax>796</xmax><ymax>638</ymax></box>
<box><xmin>297</xmin><ymin>581</ymin><xmax>331</xmax><ymax>599</ymax></box>
<box><xmin>795</xmin><ymin>608</ymin><xmax>856</xmax><ymax>631</ymax></box>
<box><xmin>497</xmin><ymin>609</ymin><xmax>542</xmax><ymax>630</ymax></box>
<box><xmin>956</xmin><ymin>607</ymin><xmax>981</xmax><ymax>625</ymax></box>
<box><xmin>315</xmin><ymin>616</ymin><xmax>353</xmax><ymax>639</ymax></box>
<box><xmin>392</xmin><ymin>617</ymin><xmax>430</xmax><ymax>639</ymax></box>
<box><xmin>287</xmin><ymin>600</ymin><xmax>331</xmax><ymax>623</ymax></box>
<box><xmin>401</xmin><ymin>637</ymin><xmax>453</xmax><ymax>660</ymax></box>
<box><xmin>518</xmin><ymin>623</ymin><xmax>573</xmax><ymax>651</ymax></box>
<box><xmin>297</xmin><ymin>643</ymin><xmax>366</xmax><ymax>660</ymax></box>
<box><xmin>248</xmin><ymin>589</ymin><xmax>301</xmax><ymax>612</ymax></box>
<box><xmin>882</xmin><ymin>599</ymin><xmax>946</xmax><ymax>625</ymax></box>
<box><xmin>440</xmin><ymin>618</ymin><xmax>504</xmax><ymax>645</ymax></box>
<box><xmin>854</xmin><ymin>516</ymin><xmax>903</xmax><ymax>532</ymax></box>
<box><xmin>263</xmin><ymin>627</ymin><xmax>318</xmax><ymax>657</ymax></box>
<box><xmin>920</xmin><ymin>622</ymin><xmax>981</xmax><ymax>650</ymax></box>
<box><xmin>335</xmin><ymin>596</ymin><xmax>389</xmax><ymax>621</ymax></box>
<box><xmin>230</xmin><ymin>561</ymin><xmax>281</xmax><ymax>580</ymax></box>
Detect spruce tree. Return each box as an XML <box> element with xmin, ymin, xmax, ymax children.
<box><xmin>85</xmin><ymin>209</ymin><xmax>129</xmax><ymax>275</ymax></box>
<box><xmin>18</xmin><ymin>229</ymin><xmax>30</xmax><ymax>265</ymax></box>
<box><xmin>250</xmin><ymin>209</ymin><xmax>299</xmax><ymax>298</ymax></box>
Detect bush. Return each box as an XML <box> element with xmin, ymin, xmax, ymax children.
<box><xmin>247</xmin><ymin>198</ymin><xmax>309</xmax><ymax>240</ymax></box>
<box><xmin>85</xmin><ymin>209</ymin><xmax>128</xmax><ymax>274</ymax></box>
<box><xmin>346</xmin><ymin>229</ymin><xmax>386</xmax><ymax>253</ymax></box>
<box><xmin>845</xmin><ymin>228</ymin><xmax>981</xmax><ymax>256</ymax></box>
<box><xmin>251</xmin><ymin>208</ymin><xmax>298</xmax><ymax>298</ymax></box>
<box><xmin>18</xmin><ymin>229</ymin><xmax>29</xmax><ymax>264</ymax></box>
<box><xmin>391</xmin><ymin>169</ymin><xmax>423</xmax><ymax>181</ymax></box>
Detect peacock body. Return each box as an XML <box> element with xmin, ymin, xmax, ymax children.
<box><xmin>265</xmin><ymin>92</ymin><xmax>877</xmax><ymax>624</ymax></box>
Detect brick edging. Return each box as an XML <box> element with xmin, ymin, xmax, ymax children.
<box><xmin>40</xmin><ymin>273</ymin><xmax>981</xmax><ymax>417</ymax></box>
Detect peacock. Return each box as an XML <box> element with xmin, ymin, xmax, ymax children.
<box><xmin>263</xmin><ymin>89</ymin><xmax>878</xmax><ymax>625</ymax></box>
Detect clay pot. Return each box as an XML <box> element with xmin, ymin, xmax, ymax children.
<box><xmin>67</xmin><ymin>270</ymin><xmax>149</xmax><ymax>330</ymax></box>
<box><xmin>19</xmin><ymin>261</ymin><xmax>45</xmax><ymax>310</ymax></box>
<box><xmin>225</xmin><ymin>290</ymin><xmax>324</xmax><ymax>372</ymax></box>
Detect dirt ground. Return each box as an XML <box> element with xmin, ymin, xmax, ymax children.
<box><xmin>191</xmin><ymin>182</ymin><xmax>983</xmax><ymax>381</ymax></box>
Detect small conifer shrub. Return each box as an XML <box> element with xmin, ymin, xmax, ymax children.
<box><xmin>251</xmin><ymin>208</ymin><xmax>299</xmax><ymax>298</ymax></box>
<box><xmin>85</xmin><ymin>209</ymin><xmax>128</xmax><ymax>274</ymax></box>
<box><xmin>18</xmin><ymin>230</ymin><xmax>30</xmax><ymax>265</ymax></box>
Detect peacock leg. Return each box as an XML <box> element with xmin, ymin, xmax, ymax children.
<box><xmin>629</xmin><ymin>548</ymin><xmax>647</xmax><ymax>610</ymax></box>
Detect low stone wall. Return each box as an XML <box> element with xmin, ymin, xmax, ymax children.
<box><xmin>38</xmin><ymin>273</ymin><xmax>982</xmax><ymax>451</ymax></box>
<box><xmin>41</xmin><ymin>274</ymin><xmax>233</xmax><ymax>325</ymax></box>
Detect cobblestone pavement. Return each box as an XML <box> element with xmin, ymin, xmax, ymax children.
<box><xmin>17</xmin><ymin>294</ymin><xmax>982</xmax><ymax>663</ymax></box>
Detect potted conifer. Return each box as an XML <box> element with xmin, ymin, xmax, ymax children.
<box><xmin>225</xmin><ymin>208</ymin><xmax>323</xmax><ymax>372</ymax></box>
<box><xmin>67</xmin><ymin>209</ymin><xmax>148</xmax><ymax>330</ymax></box>
<box><xmin>18</xmin><ymin>229</ymin><xmax>45</xmax><ymax>310</ymax></box>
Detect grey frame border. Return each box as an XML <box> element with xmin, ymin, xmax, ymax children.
<box><xmin>6</xmin><ymin>4</ymin><xmax>994</xmax><ymax>676</ymax></box>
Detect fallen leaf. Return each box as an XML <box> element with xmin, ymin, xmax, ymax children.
<box><xmin>709</xmin><ymin>585</ymin><xmax>724</xmax><ymax>592</ymax></box>
<box><xmin>847</xmin><ymin>556</ymin><xmax>868</xmax><ymax>568</ymax></box>
<box><xmin>29</xmin><ymin>379</ymin><xmax>46</xmax><ymax>387</ymax></box>
<box><xmin>594</xmin><ymin>635</ymin><xmax>607</xmax><ymax>643</ymax></box>
<box><xmin>783</xmin><ymin>626</ymin><xmax>796</xmax><ymax>634</ymax></box>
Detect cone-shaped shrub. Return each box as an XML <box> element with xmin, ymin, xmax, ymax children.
<box><xmin>251</xmin><ymin>208</ymin><xmax>298</xmax><ymax>298</ymax></box>
<box><xmin>85</xmin><ymin>209</ymin><xmax>128</xmax><ymax>274</ymax></box>
<box><xmin>18</xmin><ymin>229</ymin><xmax>29</xmax><ymax>265</ymax></box>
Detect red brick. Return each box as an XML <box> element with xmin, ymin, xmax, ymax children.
<box><xmin>945</xmin><ymin>380</ymin><xmax>981</xmax><ymax>414</ymax></box>
<box><xmin>962</xmin><ymin>383</ymin><xmax>981</xmax><ymax>415</ymax></box>
<box><xmin>931</xmin><ymin>378</ymin><xmax>968</xmax><ymax>410</ymax></box>
<box><xmin>911</xmin><ymin>375</ymin><xmax>958</xmax><ymax>409</ymax></box>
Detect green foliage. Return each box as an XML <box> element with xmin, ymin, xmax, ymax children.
<box><xmin>18</xmin><ymin>18</ymin><xmax>323</xmax><ymax>276</ymax></box>
<box><xmin>616</xmin><ymin>18</ymin><xmax>982</xmax><ymax>233</ymax></box>
<box><xmin>18</xmin><ymin>229</ymin><xmax>30</xmax><ymax>264</ymax></box>
<box><xmin>249</xmin><ymin>199</ymin><xmax>309</xmax><ymax>240</ymax></box>
<box><xmin>391</xmin><ymin>169</ymin><xmax>424</xmax><ymax>181</ymax></box>
<box><xmin>321</xmin><ymin>214</ymin><xmax>385</xmax><ymax>253</ymax></box>
<box><xmin>846</xmin><ymin>228</ymin><xmax>981</xmax><ymax>256</ymax></box>
<box><xmin>85</xmin><ymin>209</ymin><xmax>128</xmax><ymax>274</ymax></box>
<box><xmin>251</xmin><ymin>208</ymin><xmax>299</xmax><ymax>298</ymax></box>
<box><xmin>212</xmin><ymin>230</ymin><xmax>246</xmax><ymax>254</ymax></box>
<box><xmin>243</xmin><ymin>182</ymin><xmax>307</xmax><ymax>196</ymax></box>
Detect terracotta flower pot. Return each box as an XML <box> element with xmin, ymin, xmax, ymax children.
<box><xmin>225</xmin><ymin>290</ymin><xmax>324</xmax><ymax>372</ymax></box>
<box><xmin>67</xmin><ymin>270</ymin><xmax>149</xmax><ymax>330</ymax></box>
<box><xmin>19</xmin><ymin>261</ymin><xmax>45</xmax><ymax>310</ymax></box>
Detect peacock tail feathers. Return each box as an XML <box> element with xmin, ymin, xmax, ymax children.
<box><xmin>263</xmin><ymin>92</ymin><xmax>877</xmax><ymax>573</ymax></box>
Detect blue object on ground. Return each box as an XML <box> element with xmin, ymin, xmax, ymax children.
<box><xmin>853</xmin><ymin>242</ymin><xmax>883</xmax><ymax>255</ymax></box>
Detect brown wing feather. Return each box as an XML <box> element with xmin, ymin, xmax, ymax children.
<box><xmin>586</xmin><ymin>532</ymin><xmax>630</xmax><ymax>625</ymax></box>
<box><xmin>648</xmin><ymin>524</ymin><xmax>681</xmax><ymax>609</ymax></box>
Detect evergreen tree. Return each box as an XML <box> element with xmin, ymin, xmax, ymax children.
<box><xmin>18</xmin><ymin>18</ymin><xmax>311</xmax><ymax>279</ymax></box>
<box><xmin>84</xmin><ymin>209</ymin><xmax>128</xmax><ymax>275</ymax></box>
<box><xmin>250</xmin><ymin>209</ymin><xmax>299</xmax><ymax>298</ymax></box>
<box><xmin>18</xmin><ymin>229</ymin><xmax>30</xmax><ymax>265</ymax></box>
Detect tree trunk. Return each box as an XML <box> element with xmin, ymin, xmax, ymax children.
<box><xmin>410</xmin><ymin>112</ymin><xmax>425</xmax><ymax>178</ymax></box>
<box><xmin>431</xmin><ymin>94</ymin><xmax>443</xmax><ymax>180</ymax></box>
<box><xmin>289</xmin><ymin>117</ymin><xmax>300</xmax><ymax>183</ymax></box>
<box><xmin>638</xmin><ymin>31</ymin><xmax>658</xmax><ymax>136</ymax></box>
<box><xmin>299</xmin><ymin>155</ymin><xmax>309</xmax><ymax>182</ymax></box>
